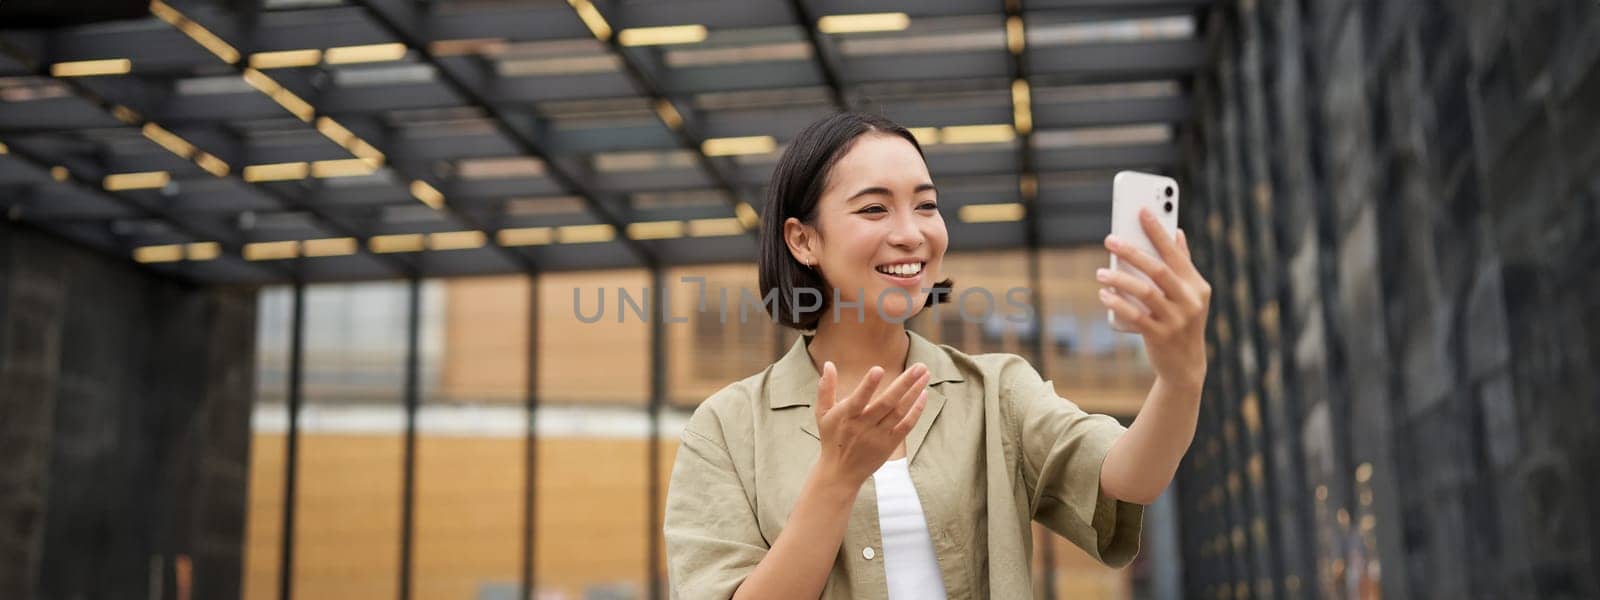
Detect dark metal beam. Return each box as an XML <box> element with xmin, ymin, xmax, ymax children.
<box><xmin>647</xmin><ymin>267</ymin><xmax>667</xmax><ymax>600</ymax></box>
<box><xmin>0</xmin><ymin>34</ymin><xmax>418</xmax><ymax>279</ymax></box>
<box><xmin>519</xmin><ymin>274</ymin><xmax>541</xmax><ymax>600</ymax></box>
<box><xmin>351</xmin><ymin>0</ymin><xmax>661</xmax><ymax>269</ymax></box>
<box><xmin>579</xmin><ymin>2</ymin><xmax>761</xmax><ymax>244</ymax></box>
<box><xmin>787</xmin><ymin>0</ymin><xmax>851</xmax><ymax>111</ymax></box>
<box><xmin>278</xmin><ymin>282</ymin><xmax>305</xmax><ymax>600</ymax></box>
<box><xmin>135</xmin><ymin>1</ymin><xmax>545</xmax><ymax>276</ymax></box>
<box><xmin>0</xmin><ymin>134</ymin><xmax>295</xmax><ymax>280</ymax></box>
<box><xmin>398</xmin><ymin>275</ymin><xmax>421</xmax><ymax>600</ymax></box>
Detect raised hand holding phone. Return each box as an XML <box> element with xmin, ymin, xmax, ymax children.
<box><xmin>1098</xmin><ymin>170</ymin><xmax>1212</xmax><ymax>390</ymax></box>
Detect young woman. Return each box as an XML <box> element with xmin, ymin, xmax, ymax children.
<box><xmin>664</xmin><ymin>112</ymin><xmax>1211</xmax><ymax>599</ymax></box>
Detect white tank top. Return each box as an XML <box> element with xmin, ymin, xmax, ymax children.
<box><xmin>873</xmin><ymin>457</ymin><xmax>948</xmax><ymax>599</ymax></box>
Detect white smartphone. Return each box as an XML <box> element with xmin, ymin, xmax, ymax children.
<box><xmin>1109</xmin><ymin>170</ymin><xmax>1180</xmax><ymax>332</ymax></box>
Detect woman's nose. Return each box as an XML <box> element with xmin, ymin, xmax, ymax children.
<box><xmin>886</xmin><ymin>214</ymin><xmax>924</xmax><ymax>249</ymax></box>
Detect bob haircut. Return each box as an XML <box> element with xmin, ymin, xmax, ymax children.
<box><xmin>758</xmin><ymin>112</ymin><xmax>954</xmax><ymax>331</ymax></box>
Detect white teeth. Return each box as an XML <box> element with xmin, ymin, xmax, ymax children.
<box><xmin>877</xmin><ymin>262</ymin><xmax>923</xmax><ymax>277</ymax></box>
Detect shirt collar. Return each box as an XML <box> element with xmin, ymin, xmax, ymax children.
<box><xmin>767</xmin><ymin>329</ymin><xmax>965</xmax><ymax>409</ymax></box>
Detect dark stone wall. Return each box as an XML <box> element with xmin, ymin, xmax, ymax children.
<box><xmin>1177</xmin><ymin>1</ymin><xmax>1600</xmax><ymax>599</ymax></box>
<box><xmin>0</xmin><ymin>222</ymin><xmax>257</xmax><ymax>600</ymax></box>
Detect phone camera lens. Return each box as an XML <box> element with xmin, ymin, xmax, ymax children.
<box><xmin>1164</xmin><ymin>186</ymin><xmax>1174</xmax><ymax>198</ymax></box>
<box><xmin>1164</xmin><ymin>201</ymin><xmax>1174</xmax><ymax>213</ymax></box>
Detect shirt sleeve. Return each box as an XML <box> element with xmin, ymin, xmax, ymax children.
<box><xmin>663</xmin><ymin>406</ymin><xmax>768</xmax><ymax>599</ymax></box>
<box><xmin>1004</xmin><ymin>359</ymin><xmax>1145</xmax><ymax>568</ymax></box>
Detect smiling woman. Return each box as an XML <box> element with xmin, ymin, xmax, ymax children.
<box><xmin>664</xmin><ymin>112</ymin><xmax>1211</xmax><ymax>600</ymax></box>
<box><xmin>758</xmin><ymin>112</ymin><xmax>954</xmax><ymax>330</ymax></box>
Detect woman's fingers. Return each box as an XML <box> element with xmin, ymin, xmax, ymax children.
<box><xmin>875</xmin><ymin>369</ymin><xmax>929</xmax><ymax>428</ymax></box>
<box><xmin>845</xmin><ymin>366</ymin><xmax>885</xmax><ymax>417</ymax></box>
<box><xmin>1138</xmin><ymin>208</ymin><xmax>1184</xmax><ymax>265</ymax></box>
<box><xmin>1100</xmin><ymin>287</ymin><xmax>1155</xmax><ymax>334</ymax></box>
<box><xmin>1097</xmin><ymin>267</ymin><xmax>1174</xmax><ymax>320</ymax></box>
<box><xmin>861</xmin><ymin>363</ymin><xmax>927</xmax><ymax>423</ymax></box>
<box><xmin>890</xmin><ymin>390</ymin><xmax>929</xmax><ymax>437</ymax></box>
<box><xmin>1105</xmin><ymin>236</ymin><xmax>1194</xmax><ymax>308</ymax></box>
<box><xmin>814</xmin><ymin>360</ymin><xmax>837</xmax><ymax>418</ymax></box>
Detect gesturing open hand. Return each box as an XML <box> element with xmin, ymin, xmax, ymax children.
<box><xmin>813</xmin><ymin>361</ymin><xmax>930</xmax><ymax>486</ymax></box>
<box><xmin>1097</xmin><ymin>207</ymin><xmax>1213</xmax><ymax>391</ymax></box>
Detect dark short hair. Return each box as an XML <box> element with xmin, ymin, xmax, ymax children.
<box><xmin>758</xmin><ymin>112</ymin><xmax>954</xmax><ymax>331</ymax></box>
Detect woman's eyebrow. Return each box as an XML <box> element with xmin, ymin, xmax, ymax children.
<box><xmin>846</xmin><ymin>183</ymin><xmax>938</xmax><ymax>203</ymax></box>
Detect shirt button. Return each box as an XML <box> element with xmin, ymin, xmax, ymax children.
<box><xmin>862</xmin><ymin>546</ymin><xmax>876</xmax><ymax>560</ymax></box>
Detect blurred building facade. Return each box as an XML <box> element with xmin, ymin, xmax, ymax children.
<box><xmin>1177</xmin><ymin>1</ymin><xmax>1600</xmax><ymax>598</ymax></box>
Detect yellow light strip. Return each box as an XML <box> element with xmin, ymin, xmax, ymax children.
<box><xmin>50</xmin><ymin>59</ymin><xmax>132</xmax><ymax>77</ymax></box>
<box><xmin>702</xmin><ymin>135</ymin><xmax>776</xmax><ymax>156</ymax></box>
<box><xmin>50</xmin><ymin>59</ymin><xmax>132</xmax><ymax>78</ymax></box>
<box><xmin>409</xmin><ymin>180</ymin><xmax>444</xmax><ymax>209</ymax></box>
<box><xmin>567</xmin><ymin>0</ymin><xmax>613</xmax><ymax>42</ymax></box>
<box><xmin>370</xmin><ymin>233</ymin><xmax>424</xmax><ymax>253</ymax></box>
<box><xmin>133</xmin><ymin>244</ymin><xmax>184</xmax><ymax>263</ymax></box>
<box><xmin>241</xmin><ymin>67</ymin><xmax>315</xmax><ymax>122</ymax></box>
<box><xmin>1006</xmin><ymin>16</ymin><xmax>1025</xmax><ymax>55</ymax></box>
<box><xmin>186</xmin><ymin>242</ymin><xmax>221</xmax><ymax>261</ymax></box>
<box><xmin>907</xmin><ymin>127</ymin><xmax>940</xmax><ymax>146</ymax></box>
<box><xmin>941</xmin><ymin>124</ymin><xmax>1017</xmax><ymax>145</ymax></box>
<box><xmin>243</xmin><ymin>240</ymin><xmax>299</xmax><ymax>261</ymax></box>
<box><xmin>315</xmin><ymin>116</ymin><xmax>356</xmax><ymax>147</ymax></box>
<box><xmin>311</xmin><ymin>159</ymin><xmax>378</xmax><ymax>178</ymax></box>
<box><xmin>626</xmin><ymin>220</ymin><xmax>685</xmax><ymax>240</ymax></box>
<box><xmin>104</xmin><ymin>171</ymin><xmax>171</xmax><ymax>191</ymax></box>
<box><xmin>497</xmin><ymin>227</ymin><xmax>553</xmax><ymax>247</ymax></box>
<box><xmin>959</xmin><ymin>202</ymin><xmax>1026</xmax><ymax>223</ymax></box>
<box><xmin>0</xmin><ymin>141</ymin><xmax>8</xmax><ymax>155</ymax></box>
<box><xmin>1011</xmin><ymin>79</ymin><xmax>1033</xmax><ymax>135</ymax></box>
<box><xmin>51</xmin><ymin>166</ymin><xmax>69</xmax><ymax>182</ymax></box>
<box><xmin>194</xmin><ymin>152</ymin><xmax>230</xmax><ymax>177</ymax></box>
<box><xmin>734</xmin><ymin>202</ymin><xmax>759</xmax><ymax>230</ymax></box>
<box><xmin>817</xmin><ymin>12</ymin><xmax>909</xmax><ymax>34</ymax></box>
<box><xmin>687</xmin><ymin>217</ymin><xmax>744</xmax><ymax>237</ymax></box>
<box><xmin>428</xmin><ymin>230</ymin><xmax>487</xmax><ymax>251</ymax></box>
<box><xmin>150</xmin><ymin>0</ymin><xmax>241</xmax><ymax>64</ymax></box>
<box><xmin>141</xmin><ymin>123</ymin><xmax>196</xmax><ymax>159</ymax></box>
<box><xmin>618</xmin><ymin>25</ymin><xmax>708</xmax><ymax>47</ymax></box>
<box><xmin>429</xmin><ymin>38</ymin><xmax>508</xmax><ymax>57</ymax></box>
<box><xmin>323</xmin><ymin>43</ymin><xmax>408</xmax><ymax>65</ymax></box>
<box><xmin>249</xmin><ymin>49</ymin><xmax>322</xmax><ymax>69</ymax></box>
<box><xmin>112</xmin><ymin>105</ymin><xmax>141</xmax><ymax>124</ymax></box>
<box><xmin>556</xmin><ymin>224</ymin><xmax>615</xmax><ymax>244</ymax></box>
<box><xmin>347</xmin><ymin>140</ymin><xmax>385</xmax><ymax>167</ymax></box>
<box><xmin>243</xmin><ymin>162</ymin><xmax>309</xmax><ymax>182</ymax></box>
<box><xmin>654</xmin><ymin>98</ymin><xmax>683</xmax><ymax>131</ymax></box>
<box><xmin>302</xmin><ymin>237</ymin><xmax>357</xmax><ymax>257</ymax></box>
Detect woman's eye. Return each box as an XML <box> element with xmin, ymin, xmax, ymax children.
<box><xmin>859</xmin><ymin>205</ymin><xmax>887</xmax><ymax>214</ymax></box>
<box><xmin>919</xmin><ymin>202</ymin><xmax>939</xmax><ymax>210</ymax></box>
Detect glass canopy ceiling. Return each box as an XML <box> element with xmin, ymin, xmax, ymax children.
<box><xmin>0</xmin><ymin>0</ymin><xmax>1211</xmax><ymax>284</ymax></box>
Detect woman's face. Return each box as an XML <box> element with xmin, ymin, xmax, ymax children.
<box><xmin>788</xmin><ymin>133</ymin><xmax>949</xmax><ymax>323</ymax></box>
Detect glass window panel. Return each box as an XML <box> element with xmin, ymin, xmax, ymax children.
<box><xmin>244</xmin><ymin>285</ymin><xmax>292</xmax><ymax>600</ymax></box>
<box><xmin>1040</xmin><ymin>248</ymin><xmax>1155</xmax><ymax>417</ymax></box>
<box><xmin>414</xmin><ymin>276</ymin><xmax>529</xmax><ymax>598</ymax></box>
<box><xmin>909</xmin><ymin>250</ymin><xmax>1036</xmax><ymax>364</ymax></box>
<box><xmin>535</xmin><ymin>431</ymin><xmax>648</xmax><ymax>598</ymax></box>
<box><xmin>539</xmin><ymin>270</ymin><xmax>650</xmax><ymax>407</ymax></box>
<box><xmin>293</xmin><ymin>281</ymin><xmax>410</xmax><ymax>599</ymax></box>
<box><xmin>665</xmin><ymin>264</ymin><xmax>781</xmax><ymax>408</ymax></box>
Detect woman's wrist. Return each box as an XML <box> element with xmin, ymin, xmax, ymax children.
<box><xmin>805</xmin><ymin>457</ymin><xmax>863</xmax><ymax>507</ymax></box>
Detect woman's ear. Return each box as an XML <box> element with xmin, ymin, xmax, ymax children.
<box><xmin>783</xmin><ymin>217</ymin><xmax>819</xmax><ymax>266</ymax></box>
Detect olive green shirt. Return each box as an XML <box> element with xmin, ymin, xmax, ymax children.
<box><xmin>664</xmin><ymin>330</ymin><xmax>1144</xmax><ymax>599</ymax></box>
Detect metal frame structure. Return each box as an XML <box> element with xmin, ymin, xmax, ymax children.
<box><xmin>4</xmin><ymin>1</ymin><xmax>1213</xmax><ymax>598</ymax></box>
<box><xmin>2</xmin><ymin>0</ymin><xmax>1208</xmax><ymax>285</ymax></box>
